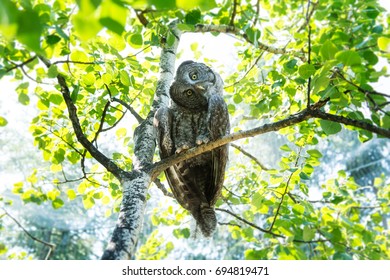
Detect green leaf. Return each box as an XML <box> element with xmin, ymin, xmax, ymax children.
<box><xmin>67</xmin><ymin>151</ymin><xmax>80</xmax><ymax>164</ymax></box>
<box><xmin>128</xmin><ymin>33</ymin><xmax>143</xmax><ymax>48</ymax></box>
<box><xmin>82</xmin><ymin>196</ymin><xmax>95</xmax><ymax>209</ymax></box>
<box><xmin>67</xmin><ymin>189</ymin><xmax>77</xmax><ymax>200</ymax></box>
<box><xmin>184</xmin><ymin>9</ymin><xmax>201</xmax><ymax>24</ymax></box>
<box><xmin>177</xmin><ymin>0</ymin><xmax>216</xmax><ymax>10</ymax></box>
<box><xmin>166</xmin><ymin>30</ymin><xmax>176</xmax><ymax>46</ymax></box>
<box><xmin>378</xmin><ymin>37</ymin><xmax>390</xmax><ymax>52</ymax></box>
<box><xmin>320</xmin><ymin>41</ymin><xmax>338</xmax><ymax>60</ymax></box>
<box><xmin>18</xmin><ymin>93</ymin><xmax>30</xmax><ymax>105</ymax></box>
<box><xmin>120</xmin><ymin>70</ymin><xmax>130</xmax><ymax>86</ymax></box>
<box><xmin>52</xmin><ymin>149</ymin><xmax>65</xmax><ymax>165</ymax></box>
<box><xmin>99</xmin><ymin>0</ymin><xmax>127</xmax><ymax>35</ymax></box>
<box><xmin>312</xmin><ymin>75</ymin><xmax>330</xmax><ymax>95</ymax></box>
<box><xmin>0</xmin><ymin>0</ymin><xmax>18</xmax><ymax>38</ymax></box>
<box><xmin>49</xmin><ymin>93</ymin><xmax>63</xmax><ymax>105</ymax></box>
<box><xmin>335</xmin><ymin>50</ymin><xmax>362</xmax><ymax>66</ymax></box>
<box><xmin>17</xmin><ymin>9</ymin><xmax>43</xmax><ymax>52</ymax></box>
<box><xmin>298</xmin><ymin>64</ymin><xmax>316</xmax><ymax>79</ymax></box>
<box><xmin>47</xmin><ymin>65</ymin><xmax>59</xmax><ymax>78</ymax></box>
<box><xmin>177</xmin><ymin>24</ymin><xmax>195</xmax><ymax>32</ymax></box>
<box><xmin>306</xmin><ymin>149</ymin><xmax>323</xmax><ymax>158</ymax></box>
<box><xmin>52</xmin><ymin>198</ymin><xmax>64</xmax><ymax>209</ymax></box>
<box><xmin>292</xmin><ymin>204</ymin><xmax>305</xmax><ymax>215</ymax></box>
<box><xmin>280</xmin><ymin>144</ymin><xmax>291</xmax><ymax>151</ymax></box>
<box><xmin>299</xmin><ymin>172</ymin><xmax>310</xmax><ymax>180</ymax></box>
<box><xmin>233</xmin><ymin>94</ymin><xmax>242</xmax><ymax>104</ymax></box>
<box><xmin>303</xmin><ymin>225</ymin><xmax>315</xmax><ymax>242</ymax></box>
<box><xmin>99</xmin><ymin>17</ymin><xmax>124</xmax><ymax>35</ymax></box>
<box><xmin>150</xmin><ymin>0</ymin><xmax>176</xmax><ymax>9</ymax></box>
<box><xmin>72</xmin><ymin>3</ymin><xmax>102</xmax><ymax>41</ymax></box>
<box><xmin>319</xmin><ymin>120</ymin><xmax>342</xmax><ymax>135</ymax></box>
<box><xmin>245</xmin><ymin>28</ymin><xmax>261</xmax><ymax>44</ymax></box>
<box><xmin>46</xmin><ymin>35</ymin><xmax>61</xmax><ymax>45</ymax></box>
<box><xmin>0</xmin><ymin>116</ymin><xmax>8</xmax><ymax>127</ymax></box>
<box><xmin>82</xmin><ymin>72</ymin><xmax>96</xmax><ymax>86</ymax></box>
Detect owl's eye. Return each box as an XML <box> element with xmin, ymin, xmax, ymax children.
<box><xmin>190</xmin><ymin>73</ymin><xmax>198</xmax><ymax>80</ymax></box>
<box><xmin>186</xmin><ymin>89</ymin><xmax>193</xmax><ymax>96</ymax></box>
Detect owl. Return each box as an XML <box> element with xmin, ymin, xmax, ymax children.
<box><xmin>154</xmin><ymin>60</ymin><xmax>230</xmax><ymax>237</ymax></box>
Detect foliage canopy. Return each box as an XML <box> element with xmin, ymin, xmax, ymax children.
<box><xmin>0</xmin><ymin>0</ymin><xmax>390</xmax><ymax>260</ymax></box>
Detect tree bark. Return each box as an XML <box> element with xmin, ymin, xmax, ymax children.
<box><xmin>101</xmin><ymin>22</ymin><xmax>182</xmax><ymax>260</ymax></box>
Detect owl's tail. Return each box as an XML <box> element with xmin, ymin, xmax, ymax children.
<box><xmin>195</xmin><ymin>205</ymin><xmax>217</xmax><ymax>237</ymax></box>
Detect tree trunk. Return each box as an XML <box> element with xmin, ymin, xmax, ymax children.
<box><xmin>101</xmin><ymin>22</ymin><xmax>182</xmax><ymax>260</ymax></box>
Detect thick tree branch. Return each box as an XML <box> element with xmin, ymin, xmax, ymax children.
<box><xmin>311</xmin><ymin>110</ymin><xmax>390</xmax><ymax>137</ymax></box>
<box><xmin>38</xmin><ymin>56</ymin><xmax>127</xmax><ymax>180</ymax></box>
<box><xmin>149</xmin><ymin>102</ymin><xmax>390</xmax><ymax>180</ymax></box>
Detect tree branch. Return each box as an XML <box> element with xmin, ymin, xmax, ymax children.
<box><xmin>311</xmin><ymin>110</ymin><xmax>390</xmax><ymax>137</ymax></box>
<box><xmin>224</xmin><ymin>51</ymin><xmax>264</xmax><ymax>89</ymax></box>
<box><xmin>216</xmin><ymin>208</ymin><xmax>328</xmax><ymax>244</ymax></box>
<box><xmin>112</xmin><ymin>97</ymin><xmax>144</xmax><ymax>123</ymax></box>
<box><xmin>38</xmin><ymin>56</ymin><xmax>127</xmax><ymax>180</ymax></box>
<box><xmin>5</xmin><ymin>56</ymin><xmax>37</xmax><ymax>73</ymax></box>
<box><xmin>231</xmin><ymin>143</ymin><xmax>269</xmax><ymax>170</ymax></box>
<box><xmin>229</xmin><ymin>0</ymin><xmax>239</xmax><ymax>26</ymax></box>
<box><xmin>193</xmin><ymin>24</ymin><xmax>306</xmax><ymax>60</ymax></box>
<box><xmin>150</xmin><ymin>101</ymin><xmax>389</xmax><ymax>179</ymax></box>
<box><xmin>101</xmin><ymin>21</ymin><xmax>182</xmax><ymax>260</ymax></box>
<box><xmin>253</xmin><ymin>0</ymin><xmax>261</xmax><ymax>26</ymax></box>
<box><xmin>1</xmin><ymin>207</ymin><xmax>56</xmax><ymax>260</ymax></box>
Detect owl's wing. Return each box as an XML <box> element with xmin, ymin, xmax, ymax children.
<box><xmin>207</xmin><ymin>94</ymin><xmax>230</xmax><ymax>206</ymax></box>
<box><xmin>154</xmin><ymin>106</ymin><xmax>209</xmax><ymax>213</ymax></box>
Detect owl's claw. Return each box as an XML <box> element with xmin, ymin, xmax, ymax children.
<box><xmin>176</xmin><ymin>144</ymin><xmax>190</xmax><ymax>154</ymax></box>
<box><xmin>196</xmin><ymin>135</ymin><xmax>210</xmax><ymax>145</ymax></box>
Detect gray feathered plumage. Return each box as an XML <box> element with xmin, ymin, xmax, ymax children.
<box><xmin>154</xmin><ymin>61</ymin><xmax>230</xmax><ymax>237</ymax></box>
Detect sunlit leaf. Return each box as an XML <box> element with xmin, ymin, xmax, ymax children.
<box><xmin>378</xmin><ymin>37</ymin><xmax>390</xmax><ymax>52</ymax></box>
<box><xmin>67</xmin><ymin>189</ymin><xmax>77</xmax><ymax>200</ymax></box>
<box><xmin>320</xmin><ymin>41</ymin><xmax>338</xmax><ymax>60</ymax></box>
<box><xmin>298</xmin><ymin>63</ymin><xmax>316</xmax><ymax>79</ymax></box>
<box><xmin>17</xmin><ymin>9</ymin><xmax>43</xmax><ymax>52</ymax></box>
<box><xmin>319</xmin><ymin>120</ymin><xmax>342</xmax><ymax>135</ymax></box>
<box><xmin>128</xmin><ymin>33</ymin><xmax>143</xmax><ymax>48</ymax></box>
<box><xmin>0</xmin><ymin>116</ymin><xmax>8</xmax><ymax>127</ymax></box>
<box><xmin>335</xmin><ymin>50</ymin><xmax>362</xmax><ymax>66</ymax></box>
<box><xmin>52</xmin><ymin>198</ymin><xmax>64</xmax><ymax>209</ymax></box>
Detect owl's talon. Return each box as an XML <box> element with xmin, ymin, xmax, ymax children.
<box><xmin>196</xmin><ymin>136</ymin><xmax>210</xmax><ymax>145</ymax></box>
<box><xmin>176</xmin><ymin>144</ymin><xmax>190</xmax><ymax>153</ymax></box>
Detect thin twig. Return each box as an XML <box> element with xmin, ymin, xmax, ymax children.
<box><xmin>306</xmin><ymin>0</ymin><xmax>312</xmax><ymax>109</ymax></box>
<box><xmin>112</xmin><ymin>97</ymin><xmax>144</xmax><ymax>123</ymax></box>
<box><xmin>253</xmin><ymin>0</ymin><xmax>261</xmax><ymax>26</ymax></box>
<box><xmin>229</xmin><ymin>0</ymin><xmax>239</xmax><ymax>26</ymax></box>
<box><xmin>5</xmin><ymin>56</ymin><xmax>37</xmax><ymax>73</ymax></box>
<box><xmin>231</xmin><ymin>143</ymin><xmax>269</xmax><ymax>170</ymax></box>
<box><xmin>1</xmin><ymin>207</ymin><xmax>56</xmax><ymax>260</ymax></box>
<box><xmin>224</xmin><ymin>51</ymin><xmax>264</xmax><ymax>89</ymax></box>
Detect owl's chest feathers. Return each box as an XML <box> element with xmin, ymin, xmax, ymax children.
<box><xmin>172</xmin><ymin>109</ymin><xmax>207</xmax><ymax>144</ymax></box>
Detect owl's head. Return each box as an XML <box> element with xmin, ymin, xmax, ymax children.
<box><xmin>169</xmin><ymin>61</ymin><xmax>220</xmax><ymax>110</ymax></box>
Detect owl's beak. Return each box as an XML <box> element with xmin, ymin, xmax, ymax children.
<box><xmin>194</xmin><ymin>85</ymin><xmax>205</xmax><ymax>91</ymax></box>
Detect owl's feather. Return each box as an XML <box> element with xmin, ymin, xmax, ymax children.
<box><xmin>154</xmin><ymin>61</ymin><xmax>229</xmax><ymax>237</ymax></box>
